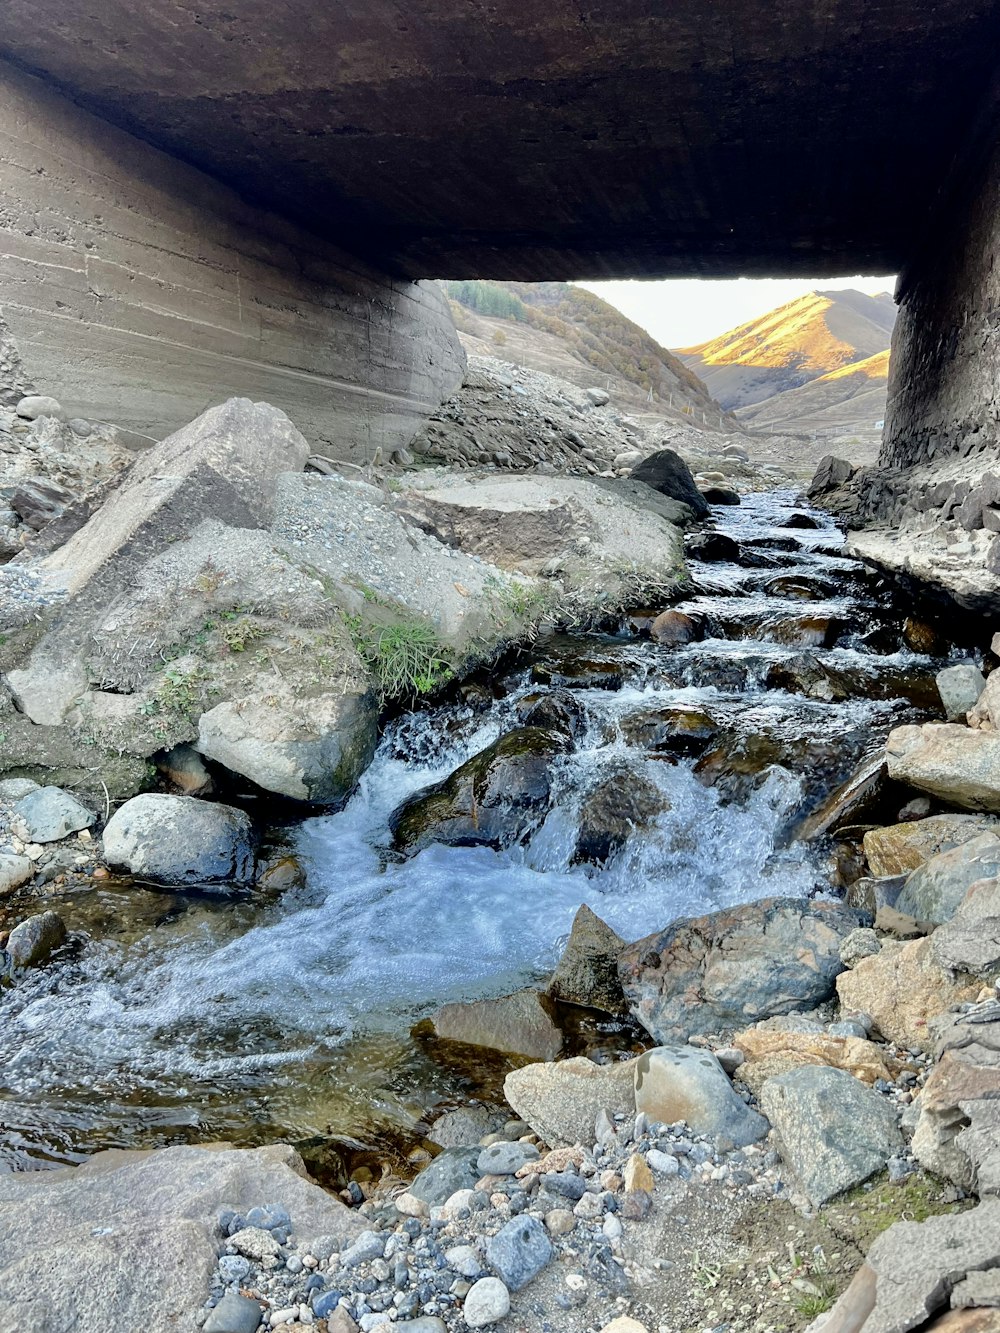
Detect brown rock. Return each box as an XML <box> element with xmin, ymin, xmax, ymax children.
<box><xmin>622</xmin><ymin>1153</ymin><xmax>654</xmax><ymax>1193</ymax></box>
<box><xmin>547</xmin><ymin>904</ymin><xmax>629</xmax><ymax>1013</ymax></box>
<box><xmin>650</xmin><ymin>610</ymin><xmax>699</xmax><ymax>645</ymax></box>
<box><xmin>835</xmin><ymin>937</ymin><xmax>978</xmax><ymax>1053</ymax></box>
<box><xmin>731</xmin><ymin>1027</ymin><xmax>896</xmax><ymax>1095</ymax></box>
<box><xmin>863</xmin><ymin>813</ymin><xmax>1000</xmax><ymax>878</ymax></box>
<box><xmin>912</xmin><ymin>1053</ymin><xmax>1000</xmax><ymax>1190</ymax></box>
<box><xmin>428</xmin><ymin>988</ymin><xmax>561</xmax><ymax>1060</ymax></box>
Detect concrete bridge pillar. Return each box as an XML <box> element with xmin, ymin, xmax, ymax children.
<box><xmin>0</xmin><ymin>62</ymin><xmax>465</xmax><ymax>459</ymax></box>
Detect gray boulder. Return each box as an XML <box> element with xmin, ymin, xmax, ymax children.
<box><xmin>759</xmin><ymin>1065</ymin><xmax>903</xmax><ymax>1206</ymax></box>
<box><xmin>936</xmin><ymin>662</ymin><xmax>986</xmax><ymax>721</ymax></box>
<box><xmin>0</xmin><ymin>1144</ymin><xmax>362</xmax><ymax>1332</ymax></box>
<box><xmin>618</xmin><ymin>897</ymin><xmax>866</xmax><ymax>1042</ymax></box>
<box><xmin>15</xmin><ymin>394</ymin><xmax>63</xmax><ymax>420</ymax></box>
<box><xmin>485</xmin><ymin>1215</ymin><xmax>553</xmax><ymax>1291</ymax></box>
<box><xmin>931</xmin><ymin>877</ymin><xmax>1000</xmax><ymax>977</ymax></box>
<box><xmin>633</xmin><ymin>1046</ymin><xmax>769</xmax><ymax>1147</ymax></box>
<box><xmin>203</xmin><ymin>1291</ymin><xmax>263</xmax><ymax>1333</ymax></box>
<box><xmin>5</xmin><ymin>910</ymin><xmax>67</xmax><ymax>968</ymax></box>
<box><xmin>102</xmin><ymin>794</ymin><xmax>255</xmax><ymax>886</ymax></box>
<box><xmin>886</xmin><ymin>723</ymin><xmax>1000</xmax><ymax>812</ymax></box>
<box><xmin>13</xmin><ymin>786</ymin><xmax>94</xmax><ymax>843</ymax></box>
<box><xmin>408</xmin><ymin>1148</ymin><xmax>482</xmax><ymax>1206</ymax></box>
<box><xmin>0</xmin><ymin>852</ymin><xmax>32</xmax><ymax>896</ymax></box>
<box><xmin>896</xmin><ymin>831</ymin><xmax>1000</xmax><ymax>924</ymax></box>
<box><xmin>503</xmin><ymin>1056</ymin><xmax>637</xmax><ymax>1147</ymax></box>
<box><xmin>630</xmin><ymin>448</ymin><xmax>710</xmax><ymax>518</ymax></box>
<box><xmin>546</xmin><ymin>904</ymin><xmax>629</xmax><ymax>1014</ymax></box>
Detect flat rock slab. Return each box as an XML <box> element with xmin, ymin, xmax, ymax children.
<box><xmin>618</xmin><ymin>896</ymin><xmax>866</xmax><ymax>1042</ymax></box>
<box><xmin>428</xmin><ymin>988</ymin><xmax>562</xmax><ymax>1061</ymax></box>
<box><xmin>887</xmin><ymin>724</ymin><xmax>1000</xmax><ymax>813</ymax></box>
<box><xmin>504</xmin><ymin>1056</ymin><xmax>638</xmax><ymax>1147</ymax></box>
<box><xmin>0</xmin><ymin>1144</ymin><xmax>362</xmax><ymax>1333</ymax></box>
<box><xmin>759</xmin><ymin>1065</ymin><xmax>903</xmax><ymax>1206</ymax></box>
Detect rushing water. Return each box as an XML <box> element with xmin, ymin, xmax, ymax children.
<box><xmin>0</xmin><ymin>489</ymin><xmax>943</xmax><ymax>1172</ymax></box>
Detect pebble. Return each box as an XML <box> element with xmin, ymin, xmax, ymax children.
<box><xmin>476</xmin><ymin>1140</ymin><xmax>539</xmax><ymax>1176</ymax></box>
<box><xmin>485</xmin><ymin>1215</ymin><xmax>553</xmax><ymax>1291</ymax></box>
<box><xmin>646</xmin><ymin>1149</ymin><xmax>680</xmax><ymax>1176</ymax></box>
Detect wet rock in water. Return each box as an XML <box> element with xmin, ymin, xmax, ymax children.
<box><xmin>529</xmin><ymin>653</ymin><xmax>626</xmax><ymax>691</ymax></box>
<box><xmin>0</xmin><ymin>851</ymin><xmax>32</xmax><ymax>896</ymax></box>
<box><xmin>794</xmin><ymin>750</ymin><xmax>888</xmax><ymax>841</ymax></box>
<box><xmin>863</xmin><ymin>812</ymin><xmax>1000</xmax><ymax>877</ymax></box>
<box><xmin>485</xmin><ymin>1215</ymin><xmax>553</xmax><ymax>1290</ymax></box>
<box><xmin>836</xmin><ymin>937</ymin><xmax>978</xmax><ymax>1053</ymax></box>
<box><xmin>732</xmin><ymin>1025</ymin><xmax>895</xmax><ymax>1096</ymax></box>
<box><xmin>390</xmin><ymin>727</ymin><xmax>567</xmax><ymax>855</ymax></box>
<box><xmin>503</xmin><ymin>1056</ymin><xmax>637</xmax><ymax>1146</ymax></box>
<box><xmin>619</xmin><ymin>704</ymin><xmax>719</xmax><ymax>757</ymax></box>
<box><xmin>686</xmin><ymin>530</ymin><xmax>739</xmax><ymax>562</ymax></box>
<box><xmin>649</xmin><ymin>609</ymin><xmax>700</xmax><ymax>645</ymax></box>
<box><xmin>426</xmin><ymin>988</ymin><xmax>562</xmax><ymax>1060</ymax></box>
<box><xmin>759</xmin><ymin>1065</ymin><xmax>903</xmax><ymax>1206</ymax></box>
<box><xmin>767</xmin><ymin>654</ymin><xmax>939</xmax><ymax>709</ymax></box>
<box><xmin>761</xmin><ymin>614</ymin><xmax>839</xmax><ymax>648</ymax></box>
<box><xmin>102</xmin><ymin>793</ymin><xmax>256</xmax><ymax>886</ymax></box>
<box><xmin>895</xmin><ymin>832</ymin><xmax>1000</xmax><ymax>924</ymax></box>
<box><xmin>629</xmin><ymin>448</ymin><xmax>709</xmax><ymax>519</ymax></box>
<box><xmin>887</xmin><ymin>723</ymin><xmax>1000</xmax><ymax>812</ymax></box>
<box><xmin>903</xmin><ymin>616</ymin><xmax>949</xmax><ymax>656</ymax></box>
<box><xmin>764</xmin><ymin>575</ymin><xmax>832</xmax><ymax>601</ymax></box>
<box><xmin>783</xmin><ymin>512</ymin><xmax>822</xmax><ymax>529</ymax></box>
<box><xmin>930</xmin><ymin>877</ymin><xmax>1000</xmax><ymax>977</ymax></box>
<box><xmin>937</xmin><ymin>663</ymin><xmax>987</xmax><ymax>722</ymax></box>
<box><xmin>254</xmin><ymin>853</ymin><xmax>306</xmax><ymax>893</ymax></box>
<box><xmin>156</xmin><ymin>743</ymin><xmax>214</xmax><ymax>796</ymax></box>
<box><xmin>633</xmin><ymin>1046</ymin><xmax>768</xmax><ymax>1146</ymax></box>
<box><xmin>693</xmin><ymin>728</ymin><xmax>841</xmax><ymax>803</ymax></box>
<box><xmin>13</xmin><ymin>786</ymin><xmax>94</xmax><ymax>843</ymax></box>
<box><xmin>409</xmin><ymin>1147</ymin><xmax>482</xmax><ymax>1206</ymax></box>
<box><xmin>573</xmin><ymin>771</ymin><xmax>668</xmax><ymax>866</ymax></box>
<box><xmin>547</xmin><ymin>905</ymin><xmax>629</xmax><ymax>1015</ymax></box>
<box><xmin>5</xmin><ymin>909</ymin><xmax>67</xmax><ymax>968</ymax></box>
<box><xmin>619</xmin><ymin>897</ymin><xmax>866</xmax><ymax>1042</ymax></box>
<box><xmin>513</xmin><ymin>688</ymin><xmax>587</xmax><ymax>739</ymax></box>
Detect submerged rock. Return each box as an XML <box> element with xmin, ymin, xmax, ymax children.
<box><xmin>390</xmin><ymin>727</ymin><xmax>567</xmax><ymax>855</ymax></box>
<box><xmin>546</xmin><ymin>905</ymin><xmax>629</xmax><ymax>1015</ymax></box>
<box><xmin>425</xmin><ymin>988</ymin><xmax>562</xmax><ymax>1061</ymax></box>
<box><xmin>619</xmin><ymin>897</ymin><xmax>866</xmax><ymax>1042</ymax></box>
<box><xmin>5</xmin><ymin>910</ymin><xmax>67</xmax><ymax>969</ymax></box>
<box><xmin>102</xmin><ymin>793</ymin><xmax>256</xmax><ymax>886</ymax></box>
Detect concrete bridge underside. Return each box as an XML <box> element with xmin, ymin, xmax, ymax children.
<box><xmin>0</xmin><ymin>2</ymin><xmax>998</xmax><ymax>475</ymax></box>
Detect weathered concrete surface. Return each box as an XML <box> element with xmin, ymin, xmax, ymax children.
<box><xmin>0</xmin><ymin>5</ymin><xmax>997</xmax><ymax>279</ymax></box>
<box><xmin>0</xmin><ymin>64</ymin><xmax>464</xmax><ymax>455</ymax></box>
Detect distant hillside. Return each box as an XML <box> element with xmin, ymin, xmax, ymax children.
<box><xmin>678</xmin><ymin>289</ymin><xmax>896</xmax><ymax>414</ymax></box>
<box><xmin>737</xmin><ymin>349</ymin><xmax>890</xmax><ymax>435</ymax></box>
<box><xmin>444</xmin><ymin>280</ymin><xmax>735</xmax><ymax>431</ymax></box>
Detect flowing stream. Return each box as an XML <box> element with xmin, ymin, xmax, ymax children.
<box><xmin>0</xmin><ymin>490</ymin><xmax>944</xmax><ymax>1175</ymax></box>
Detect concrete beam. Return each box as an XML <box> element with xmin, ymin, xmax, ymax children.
<box><xmin>0</xmin><ymin>63</ymin><xmax>465</xmax><ymax>456</ymax></box>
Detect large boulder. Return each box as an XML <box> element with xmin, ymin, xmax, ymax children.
<box><xmin>102</xmin><ymin>794</ymin><xmax>256</xmax><ymax>886</ymax></box>
<box><xmin>572</xmin><ymin>771</ymin><xmax>668</xmax><ymax>866</ymax></box>
<box><xmin>618</xmin><ymin>898</ymin><xmax>866</xmax><ymax>1042</ymax></box>
<box><xmin>398</xmin><ymin>471</ymin><xmax>687</xmax><ymax>605</ymax></box>
<box><xmin>425</xmin><ymin>989</ymin><xmax>562</xmax><ymax>1061</ymax></box>
<box><xmin>732</xmin><ymin>1026</ymin><xmax>896</xmax><ymax>1095</ymax></box>
<box><xmin>633</xmin><ymin>1046</ymin><xmax>768</xmax><ymax>1146</ymax></box>
<box><xmin>895</xmin><ymin>832</ymin><xmax>1000</xmax><ymax>924</ymax></box>
<box><xmin>503</xmin><ymin>1057</ymin><xmax>638</xmax><ymax>1147</ymax></box>
<box><xmin>886</xmin><ymin>723</ymin><xmax>1000</xmax><ymax>812</ymax></box>
<box><xmin>629</xmin><ymin>449</ymin><xmax>710</xmax><ymax>518</ymax></box>
<box><xmin>863</xmin><ymin>813</ymin><xmax>1000</xmax><ymax>878</ymax></box>
<box><xmin>931</xmin><ymin>877</ymin><xmax>1000</xmax><ymax>976</ymax></box>
<box><xmin>835</xmin><ymin>937</ymin><xmax>979</xmax><ymax>1053</ymax></box>
<box><xmin>390</xmin><ymin>728</ymin><xmax>567</xmax><ymax>855</ymax></box>
<box><xmin>546</xmin><ymin>905</ymin><xmax>629</xmax><ymax>1015</ymax></box>
<box><xmin>0</xmin><ymin>1144</ymin><xmax>362</xmax><ymax>1332</ymax></box>
<box><xmin>759</xmin><ymin>1065</ymin><xmax>903</xmax><ymax>1206</ymax></box>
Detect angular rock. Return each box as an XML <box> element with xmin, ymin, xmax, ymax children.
<box><xmin>427</xmin><ymin>989</ymin><xmax>561</xmax><ymax>1061</ymax></box>
<box><xmin>630</xmin><ymin>449</ymin><xmax>710</xmax><ymax>518</ymax></box>
<box><xmin>9</xmin><ymin>478</ymin><xmax>74</xmax><ymax>530</ymax></box>
<box><xmin>900</xmin><ymin>831</ymin><xmax>1000</xmax><ymax>925</ymax></box>
<box><xmin>547</xmin><ymin>905</ymin><xmax>628</xmax><ymax>1015</ymax></box>
<box><xmin>618</xmin><ymin>897</ymin><xmax>866</xmax><ymax>1042</ymax></box>
<box><xmin>931</xmin><ymin>877</ymin><xmax>1000</xmax><ymax>976</ymax></box>
<box><xmin>13</xmin><ymin>786</ymin><xmax>94</xmax><ymax>843</ymax></box>
<box><xmin>503</xmin><ymin>1057</ymin><xmax>638</xmax><ymax>1147</ymax></box>
<box><xmin>102</xmin><ymin>794</ymin><xmax>255</xmax><ymax>886</ymax></box>
<box><xmin>0</xmin><ymin>1144</ymin><xmax>362</xmax><ymax>1331</ymax></box>
<box><xmin>937</xmin><ymin>663</ymin><xmax>987</xmax><ymax>722</ymax></box>
<box><xmin>864</xmin><ymin>813</ymin><xmax>1000</xmax><ymax>878</ymax></box>
<box><xmin>836</xmin><ymin>937</ymin><xmax>979</xmax><ymax>1054</ymax></box>
<box><xmin>886</xmin><ymin>723</ymin><xmax>1000</xmax><ymax>812</ymax></box>
<box><xmin>428</xmin><ymin>1107</ymin><xmax>505</xmax><ymax>1150</ymax></box>
<box><xmin>573</xmin><ymin>772</ymin><xmax>668</xmax><ymax>867</ymax></box>
<box><xmin>633</xmin><ymin>1046</ymin><xmax>768</xmax><ymax>1146</ymax></box>
<box><xmin>408</xmin><ymin>1148</ymin><xmax>483</xmax><ymax>1206</ymax></box>
<box><xmin>196</xmin><ymin>685</ymin><xmax>377</xmax><ymax>804</ymax></box>
<box><xmin>485</xmin><ymin>1215</ymin><xmax>553</xmax><ymax>1291</ymax></box>
<box><xmin>732</xmin><ymin>1027</ymin><xmax>896</xmax><ymax>1096</ymax></box>
<box><xmin>5</xmin><ymin>910</ymin><xmax>67</xmax><ymax>968</ymax></box>
<box><xmin>0</xmin><ymin>852</ymin><xmax>32</xmax><ymax>896</ymax></box>
<box><xmin>840</xmin><ymin>927</ymin><xmax>881</xmax><ymax>968</ymax></box>
<box><xmin>759</xmin><ymin>1065</ymin><xmax>903</xmax><ymax>1206</ymax></box>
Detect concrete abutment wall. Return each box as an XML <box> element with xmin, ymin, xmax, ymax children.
<box><xmin>0</xmin><ymin>62</ymin><xmax>465</xmax><ymax>457</ymax></box>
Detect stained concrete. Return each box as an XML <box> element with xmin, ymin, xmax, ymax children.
<box><xmin>0</xmin><ymin>3</ymin><xmax>997</xmax><ymax>279</ymax></box>
<box><xmin>0</xmin><ymin>64</ymin><xmax>464</xmax><ymax>456</ymax></box>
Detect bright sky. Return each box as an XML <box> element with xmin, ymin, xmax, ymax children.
<box><xmin>578</xmin><ymin>276</ymin><xmax>897</xmax><ymax>350</ymax></box>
